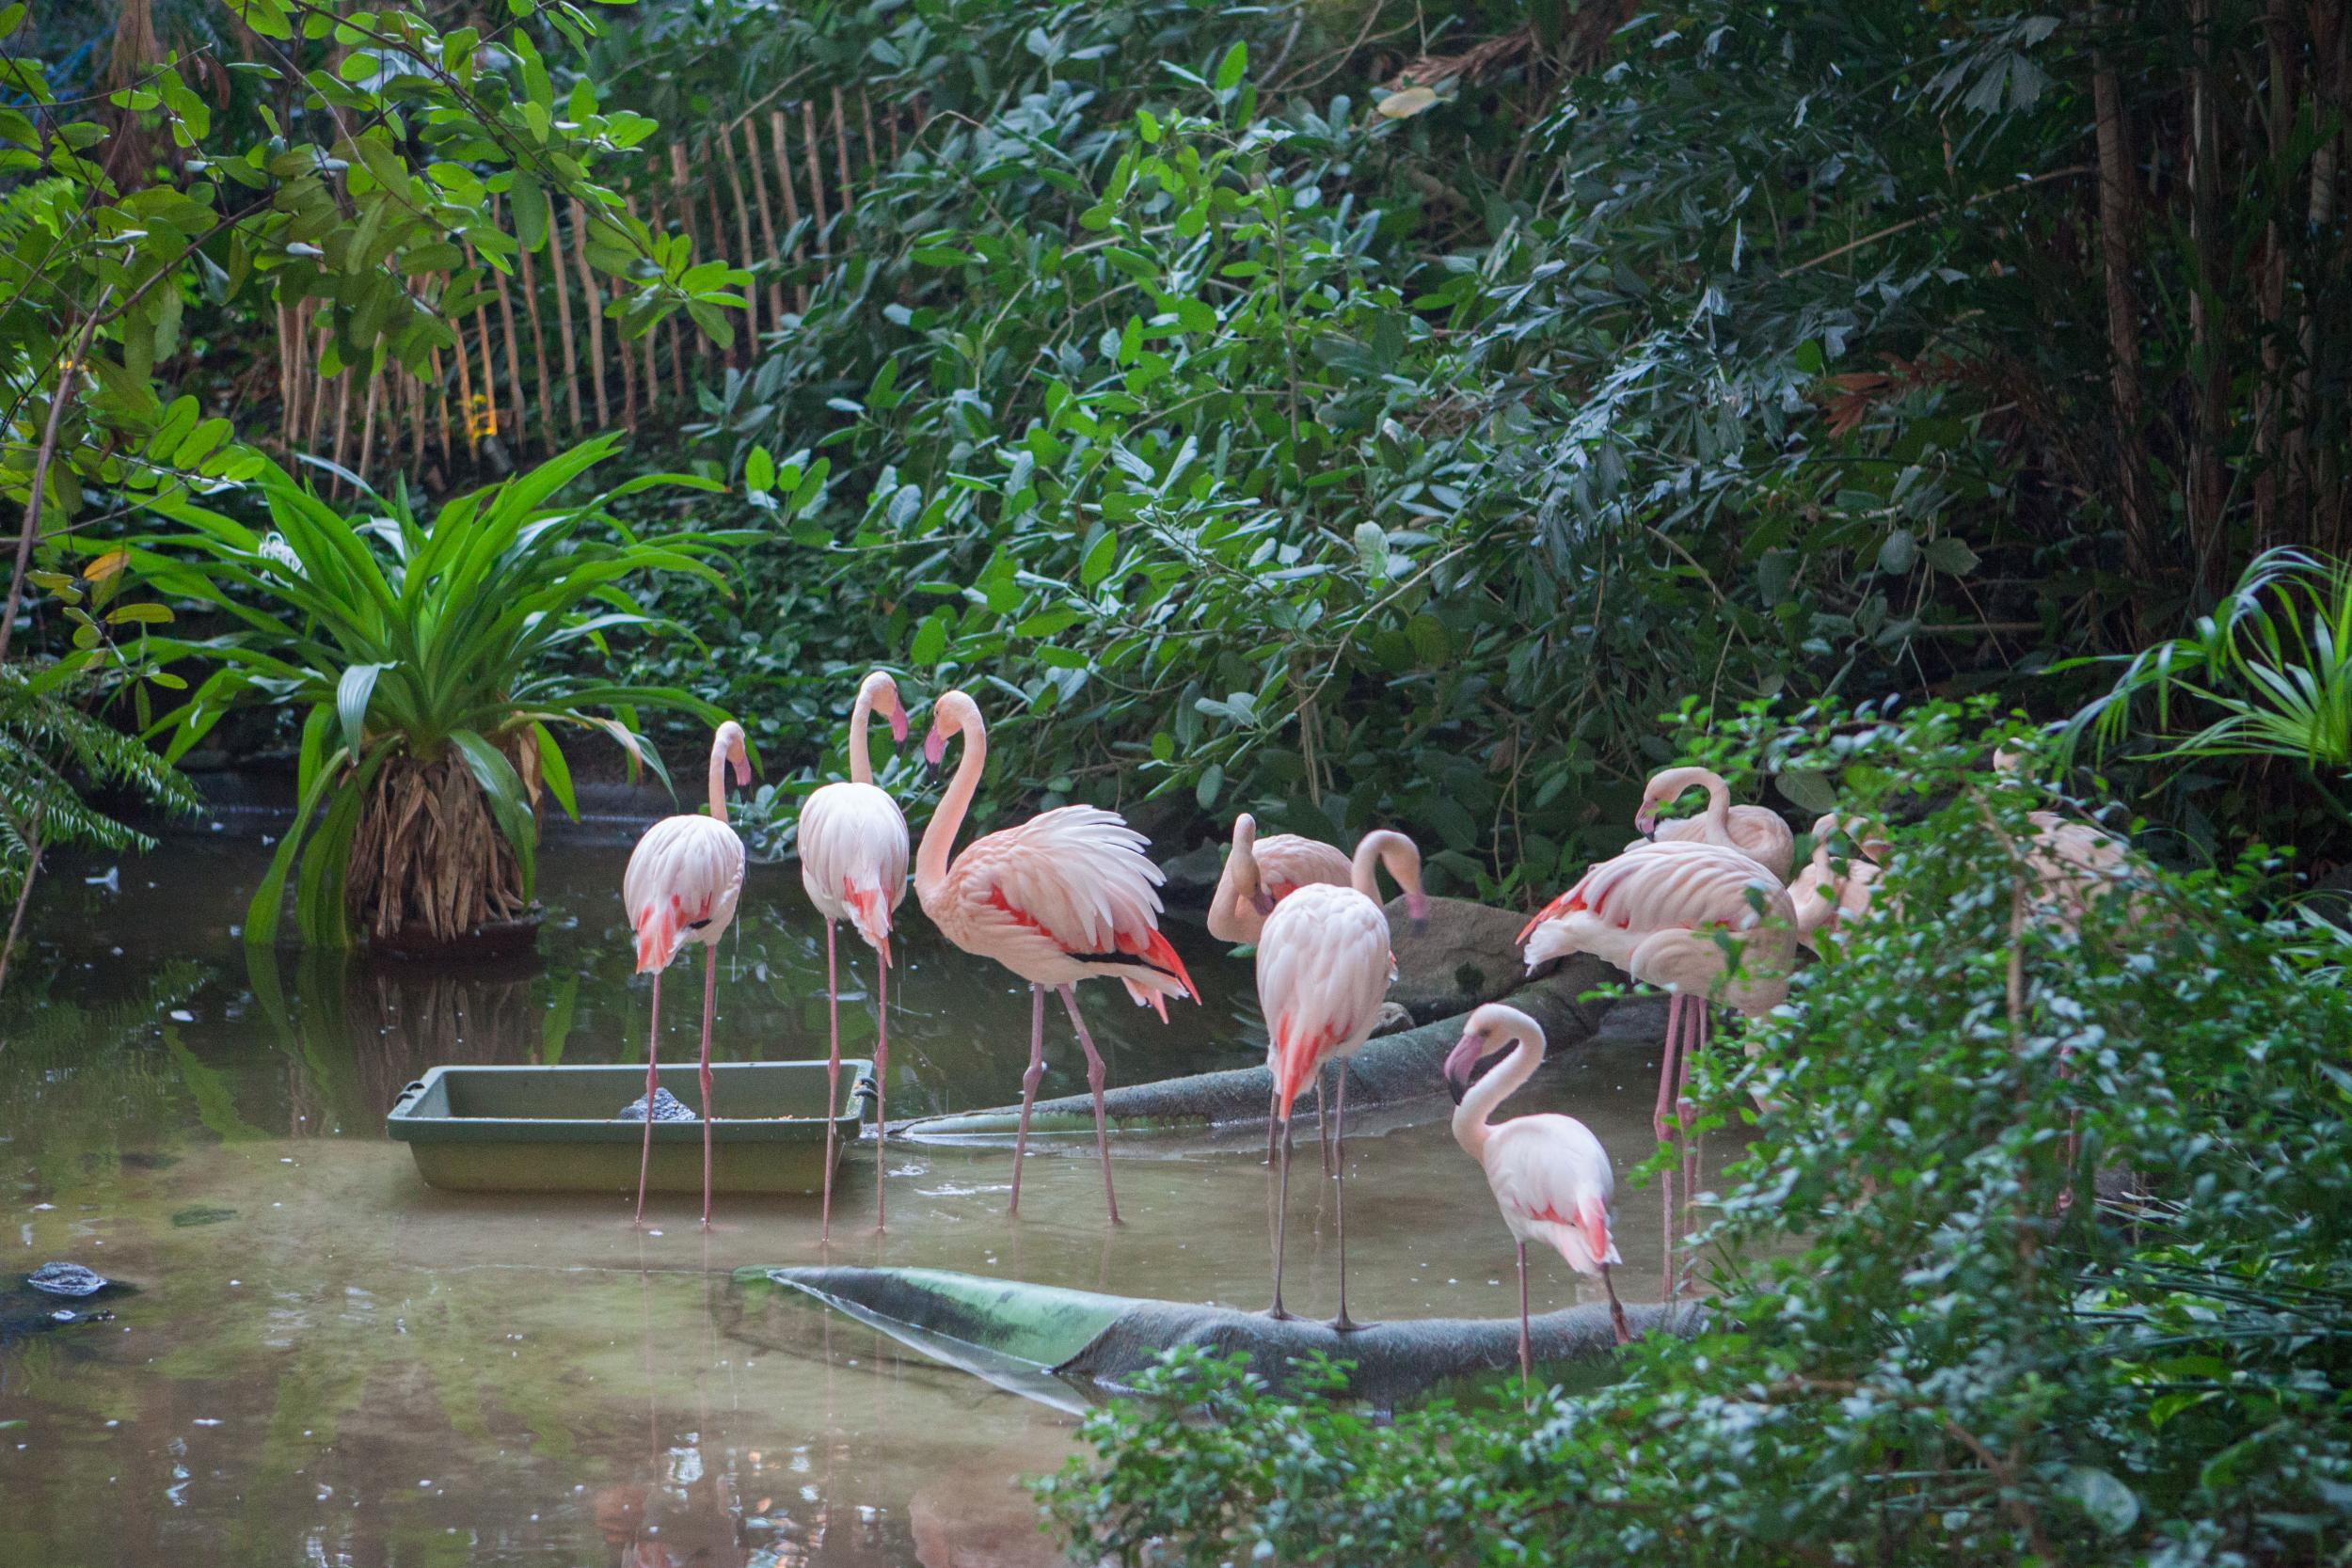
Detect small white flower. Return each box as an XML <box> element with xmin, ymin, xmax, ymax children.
<box><xmin>256</xmin><ymin>533</ymin><xmax>305</xmax><ymax>578</ymax></box>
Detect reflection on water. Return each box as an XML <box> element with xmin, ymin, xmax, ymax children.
<box><xmin>0</xmin><ymin>835</ymin><xmax>1701</xmax><ymax>1565</ymax></box>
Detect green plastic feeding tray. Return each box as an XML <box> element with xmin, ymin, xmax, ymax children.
<box><xmin>386</xmin><ymin>1061</ymin><xmax>870</xmax><ymax>1195</ymax></box>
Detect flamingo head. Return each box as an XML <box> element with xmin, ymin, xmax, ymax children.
<box><xmin>716</xmin><ymin>721</ymin><xmax>753</xmax><ymax>786</ymax></box>
<box><xmin>1229</xmin><ymin>815</ymin><xmax>1273</xmax><ymax>912</ymax></box>
<box><xmin>1443</xmin><ymin>1001</ymin><xmax>1544</xmax><ymax>1103</ymax></box>
<box><xmin>864</xmin><ymin>670</ymin><xmax>911</xmax><ymax>745</ymax></box>
<box><xmin>1635</xmin><ymin>765</ymin><xmax>1712</xmax><ymax>837</ymax></box>
<box><xmin>923</xmin><ymin>689</ymin><xmax>980</xmax><ymax>768</ymax></box>
<box><xmin>1406</xmin><ymin>888</ymin><xmax>1430</xmax><ymax>931</ymax></box>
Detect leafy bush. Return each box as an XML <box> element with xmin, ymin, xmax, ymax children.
<box><xmin>116</xmin><ymin>438</ymin><xmax>750</xmax><ymax>948</ymax></box>
<box><xmin>1039</xmin><ymin>701</ymin><xmax>2352</xmax><ymax>1566</ymax></box>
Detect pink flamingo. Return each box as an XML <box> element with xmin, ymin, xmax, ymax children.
<box><xmin>1444</xmin><ymin>1001</ymin><xmax>1632</xmax><ymax>1390</ymax></box>
<box><xmin>1256</xmin><ymin>830</ymin><xmax>1427</xmax><ymax>1328</ymax></box>
<box><xmin>621</xmin><ymin>721</ymin><xmax>753</xmax><ymax>1227</ymax></box>
<box><xmin>1519</xmin><ymin>840</ymin><xmax>1796</xmax><ymax>1144</ymax></box>
<box><xmin>1204</xmin><ymin>814</ymin><xmax>1350</xmax><ymax>943</ymax></box>
<box><xmin>799</xmin><ymin>671</ymin><xmax>912</xmax><ymax>1237</ymax></box>
<box><xmin>1635</xmin><ymin>766</ymin><xmax>1795</xmax><ymax>880</ymax></box>
<box><xmin>915</xmin><ymin>689</ymin><xmax>1196</xmax><ymax>1223</ymax></box>
<box><xmin>1788</xmin><ymin>814</ymin><xmax>1886</xmax><ymax>953</ymax></box>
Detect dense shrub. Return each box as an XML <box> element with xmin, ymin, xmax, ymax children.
<box><xmin>1038</xmin><ymin>702</ymin><xmax>2352</xmax><ymax>1565</ymax></box>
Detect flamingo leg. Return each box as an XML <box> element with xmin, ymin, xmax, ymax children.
<box><xmin>1008</xmin><ymin>985</ymin><xmax>1046</xmax><ymax>1217</ymax></box>
<box><xmin>820</xmin><ymin>919</ymin><xmax>839</xmax><ymax>1242</ymax></box>
<box><xmin>1329</xmin><ymin>1068</ymin><xmax>1364</xmax><ymax>1333</ymax></box>
<box><xmin>635</xmin><ymin>968</ymin><xmax>662</xmax><ymax>1224</ymax></box>
<box><xmin>1517</xmin><ymin>1241</ymin><xmax>1534</xmax><ymax>1408</ymax></box>
<box><xmin>698</xmin><ymin>942</ymin><xmax>718</xmax><ymax>1230</ymax></box>
<box><xmin>1654</xmin><ymin>992</ymin><xmax>1684</xmax><ymax>1142</ymax></box>
<box><xmin>1316</xmin><ymin>1069</ymin><xmax>1334</xmax><ymax>1177</ymax></box>
<box><xmin>1058</xmin><ymin>984</ymin><xmax>1120</xmax><ymax>1226</ymax></box>
<box><xmin>874</xmin><ymin>954</ymin><xmax>889</xmax><ymax>1233</ymax></box>
<box><xmin>1603</xmin><ymin>1262</ymin><xmax>1631</xmax><ymax>1345</ymax></box>
<box><xmin>1263</xmin><ymin>1079</ymin><xmax>1279</xmax><ymax>1165</ymax></box>
<box><xmin>1267</xmin><ymin>1115</ymin><xmax>1294</xmax><ymax>1320</ymax></box>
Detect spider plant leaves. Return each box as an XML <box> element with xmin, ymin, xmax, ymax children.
<box><xmin>337</xmin><ymin>664</ymin><xmax>389</xmax><ymax>757</ymax></box>
<box><xmin>532</xmin><ymin>723</ymin><xmax>579</xmax><ymax>822</ymax></box>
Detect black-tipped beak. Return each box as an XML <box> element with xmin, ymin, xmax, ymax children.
<box><xmin>1250</xmin><ymin>889</ymin><xmax>1277</xmax><ymax>916</ymax></box>
<box><xmin>1406</xmin><ymin>891</ymin><xmax>1430</xmax><ymax>934</ymax></box>
<box><xmin>1442</xmin><ymin>1035</ymin><xmax>1481</xmax><ymax>1104</ymax></box>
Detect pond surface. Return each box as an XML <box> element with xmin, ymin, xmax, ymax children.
<box><xmin>0</xmin><ymin>832</ymin><xmax>1701</xmax><ymax>1567</ymax></box>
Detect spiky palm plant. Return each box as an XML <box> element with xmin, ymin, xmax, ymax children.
<box><xmin>118</xmin><ymin>436</ymin><xmax>753</xmax><ymax>950</ymax></box>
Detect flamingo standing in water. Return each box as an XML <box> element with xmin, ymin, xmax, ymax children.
<box><xmin>1256</xmin><ymin>830</ymin><xmax>1427</xmax><ymax>1327</ymax></box>
<box><xmin>1204</xmin><ymin>815</ymin><xmax>1350</xmax><ymax>943</ymax></box>
<box><xmin>1635</xmin><ymin>766</ymin><xmax>1795</xmax><ymax>880</ymax></box>
<box><xmin>1519</xmin><ymin>840</ymin><xmax>1796</xmax><ymax>1143</ymax></box>
<box><xmin>916</xmin><ymin>689</ymin><xmax>1196</xmax><ymax>1222</ymax></box>
<box><xmin>622</xmin><ymin>721</ymin><xmax>753</xmax><ymax>1227</ymax></box>
<box><xmin>1788</xmin><ymin>814</ymin><xmax>1886</xmax><ymax>953</ymax></box>
<box><xmin>799</xmin><ymin>671</ymin><xmax>912</xmax><ymax>1237</ymax></box>
<box><xmin>1444</xmin><ymin>1002</ymin><xmax>1632</xmax><ymax>1391</ymax></box>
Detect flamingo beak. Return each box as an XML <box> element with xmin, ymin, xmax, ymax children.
<box><xmin>1442</xmin><ymin>1034</ymin><xmax>1483</xmax><ymax>1104</ymax></box>
<box><xmin>1250</xmin><ymin>889</ymin><xmax>1277</xmax><ymax>916</ymax></box>
<box><xmin>922</xmin><ymin>725</ymin><xmax>946</xmax><ymax>768</ymax></box>
<box><xmin>1406</xmin><ymin>890</ymin><xmax>1430</xmax><ymax>932</ymax></box>
<box><xmin>731</xmin><ymin>742</ymin><xmax>753</xmax><ymax>786</ymax></box>
<box><xmin>888</xmin><ymin>701</ymin><xmax>910</xmax><ymax>746</ymax></box>
<box><xmin>1634</xmin><ymin>804</ymin><xmax>1658</xmax><ymax>837</ymax></box>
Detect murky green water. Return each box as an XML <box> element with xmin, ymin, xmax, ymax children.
<box><xmin>0</xmin><ymin>831</ymin><xmax>1696</xmax><ymax>1566</ymax></box>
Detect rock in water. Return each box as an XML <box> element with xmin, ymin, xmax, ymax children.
<box><xmin>26</xmin><ymin>1262</ymin><xmax>109</xmax><ymax>1298</ymax></box>
<box><xmin>618</xmin><ymin>1087</ymin><xmax>698</xmax><ymax>1123</ymax></box>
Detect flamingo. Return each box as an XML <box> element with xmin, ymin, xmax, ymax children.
<box><xmin>1993</xmin><ymin>748</ymin><xmax>2135</xmax><ymax>928</ymax></box>
<box><xmin>1788</xmin><ymin>814</ymin><xmax>1886</xmax><ymax>953</ymax></box>
<box><xmin>1443</xmin><ymin>1001</ymin><xmax>1633</xmax><ymax>1392</ymax></box>
<box><xmin>1204</xmin><ymin>814</ymin><xmax>1350</xmax><ymax>943</ymax></box>
<box><xmin>915</xmin><ymin>689</ymin><xmax>1196</xmax><ymax>1223</ymax></box>
<box><xmin>621</xmin><ymin>721</ymin><xmax>753</xmax><ymax>1227</ymax></box>
<box><xmin>799</xmin><ymin>670</ymin><xmax>913</xmax><ymax>1237</ymax></box>
<box><xmin>1519</xmin><ymin>840</ymin><xmax>1796</xmax><ymax>1144</ymax></box>
<box><xmin>1256</xmin><ymin>829</ymin><xmax>1427</xmax><ymax>1328</ymax></box>
<box><xmin>1634</xmin><ymin>766</ymin><xmax>1795</xmax><ymax>880</ymax></box>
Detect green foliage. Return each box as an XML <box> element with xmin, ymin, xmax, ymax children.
<box><xmin>2068</xmin><ymin>547</ymin><xmax>2352</xmax><ymax>780</ymax></box>
<box><xmin>0</xmin><ymin>658</ymin><xmax>200</xmax><ymax>904</ymax></box>
<box><xmin>114</xmin><ymin>436</ymin><xmax>752</xmax><ymax>946</ymax></box>
<box><xmin>1041</xmin><ymin>701</ymin><xmax>2352</xmax><ymax>1566</ymax></box>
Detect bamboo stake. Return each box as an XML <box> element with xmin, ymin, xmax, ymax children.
<box><xmin>328</xmin><ymin>369</ymin><xmax>353</xmax><ymax>494</ymax></box>
<box><xmin>652</xmin><ymin>193</ymin><xmax>687</xmax><ymax>393</ymax></box>
<box><xmin>666</xmin><ymin>144</ymin><xmax>694</xmax><ymax>379</ymax></box>
<box><xmin>547</xmin><ymin>202</ymin><xmax>582</xmax><ymax>436</ymax></box>
<box><xmin>741</xmin><ymin>118</ymin><xmax>784</xmax><ymax>325</ymax></box>
<box><xmin>357</xmin><ymin>371</ymin><xmax>380</xmax><ymax>488</ymax></box>
<box><xmin>299</xmin><ymin>304</ymin><xmax>324</xmax><ymax>455</ymax></box>
<box><xmin>700</xmin><ymin>161</ymin><xmax>733</xmax><ymax>366</ymax></box>
<box><xmin>801</xmin><ymin>99</ymin><xmax>830</xmax><ymax>272</ymax></box>
<box><xmin>405</xmin><ymin>365</ymin><xmax>429</xmax><ymax>479</ymax></box>
<box><xmin>612</xmin><ymin>242</ymin><xmax>639</xmax><ymax>429</ymax></box>
<box><xmin>887</xmin><ymin>101</ymin><xmax>901</xmax><ymax>162</ymax></box>
<box><xmin>831</xmin><ymin>87</ymin><xmax>853</xmax><ymax>214</ymax></box>
<box><xmin>720</xmin><ymin>129</ymin><xmax>762</xmax><ymax>354</ymax></box>
<box><xmin>571</xmin><ymin>198</ymin><xmax>612</xmax><ymax>428</ymax></box>
<box><xmin>626</xmin><ymin>197</ymin><xmax>660</xmax><ymax>410</ymax></box>
<box><xmin>487</xmin><ymin>201</ymin><xmax>529</xmax><ymax>454</ymax></box>
<box><xmin>517</xmin><ymin>238</ymin><xmax>558</xmax><ymax>448</ymax></box>
<box><xmin>276</xmin><ymin>301</ymin><xmax>294</xmax><ymax>453</ymax></box>
<box><xmin>451</xmin><ymin>273</ymin><xmax>483</xmax><ymax>459</ymax></box>
<box><xmin>771</xmin><ymin>111</ymin><xmax>808</xmax><ymax>310</ymax></box>
<box><xmin>860</xmin><ymin>87</ymin><xmax>878</xmax><ymax>172</ymax></box>
<box><xmin>428</xmin><ymin>346</ymin><xmax>456</xmax><ymax>471</ymax></box>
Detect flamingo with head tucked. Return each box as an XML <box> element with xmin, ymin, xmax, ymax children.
<box><xmin>1444</xmin><ymin>1001</ymin><xmax>1632</xmax><ymax>1390</ymax></box>
<box><xmin>1520</xmin><ymin>839</ymin><xmax>1796</xmax><ymax>1145</ymax></box>
<box><xmin>1256</xmin><ymin>830</ymin><xmax>1427</xmax><ymax>1329</ymax></box>
<box><xmin>1205</xmin><ymin>815</ymin><xmax>1351</xmax><ymax>944</ymax></box>
<box><xmin>1635</xmin><ymin>766</ymin><xmax>1795</xmax><ymax>880</ymax></box>
<box><xmin>916</xmin><ymin>689</ymin><xmax>1196</xmax><ymax>1223</ymax></box>
<box><xmin>622</xmin><ymin>721</ymin><xmax>753</xmax><ymax>1228</ymax></box>
<box><xmin>799</xmin><ymin>671</ymin><xmax>913</xmax><ymax>1237</ymax></box>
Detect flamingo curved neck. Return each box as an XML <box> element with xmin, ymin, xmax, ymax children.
<box><xmin>847</xmin><ymin>683</ymin><xmax>878</xmax><ymax>785</ymax></box>
<box><xmin>1452</xmin><ymin>1028</ymin><xmax>1545</xmax><ymax>1159</ymax></box>
<box><xmin>707</xmin><ymin>736</ymin><xmax>730</xmax><ymax>824</ymax></box>
<box><xmin>916</xmin><ymin>714</ymin><xmax>986</xmax><ymax>897</ymax></box>
<box><xmin>1352</xmin><ymin>831</ymin><xmax>1406</xmax><ymax>898</ymax></box>
<box><xmin>1688</xmin><ymin>769</ymin><xmax>1733</xmax><ymax>834</ymax></box>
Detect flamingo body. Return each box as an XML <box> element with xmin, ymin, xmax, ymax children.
<box><xmin>1256</xmin><ymin>882</ymin><xmax>1392</xmax><ymax>1118</ymax></box>
<box><xmin>1445</xmin><ymin>1003</ymin><xmax>1632</xmax><ymax>1372</ymax></box>
<box><xmin>1788</xmin><ymin>814</ymin><xmax>1884</xmax><ymax>953</ymax></box>
<box><xmin>916</xmin><ymin>689</ymin><xmax>1195</xmax><ymax>1222</ymax></box>
<box><xmin>621</xmin><ymin>721</ymin><xmax>753</xmax><ymax>1227</ymax></box>
<box><xmin>799</xmin><ymin>671</ymin><xmax>914</xmax><ymax>1235</ymax></box>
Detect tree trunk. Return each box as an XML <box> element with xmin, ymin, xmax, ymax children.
<box><xmin>2090</xmin><ymin>15</ymin><xmax>2162</xmax><ymax>620</ymax></box>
